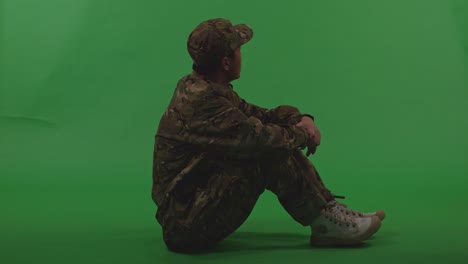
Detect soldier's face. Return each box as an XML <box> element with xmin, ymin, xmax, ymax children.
<box><xmin>231</xmin><ymin>48</ymin><xmax>242</xmax><ymax>80</ymax></box>
<box><xmin>223</xmin><ymin>48</ymin><xmax>242</xmax><ymax>81</ymax></box>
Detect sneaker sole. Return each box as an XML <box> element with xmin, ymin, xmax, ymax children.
<box><xmin>310</xmin><ymin>216</ymin><xmax>382</xmax><ymax>247</ymax></box>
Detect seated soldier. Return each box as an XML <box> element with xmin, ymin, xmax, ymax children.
<box><xmin>152</xmin><ymin>18</ymin><xmax>385</xmax><ymax>253</ymax></box>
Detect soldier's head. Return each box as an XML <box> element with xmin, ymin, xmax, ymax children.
<box><xmin>187</xmin><ymin>18</ymin><xmax>253</xmax><ymax>83</ymax></box>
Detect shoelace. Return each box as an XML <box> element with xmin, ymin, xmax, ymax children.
<box><xmin>342</xmin><ymin>207</ymin><xmax>364</xmax><ymax>217</ymax></box>
<box><xmin>324</xmin><ymin>202</ymin><xmax>357</xmax><ymax>228</ymax></box>
<box><xmin>333</xmin><ymin>194</ymin><xmax>346</xmax><ymax>199</ymax></box>
<box><xmin>332</xmin><ymin>194</ymin><xmax>367</xmax><ymax>216</ymax></box>
<box><xmin>329</xmin><ymin>200</ymin><xmax>365</xmax><ymax>217</ymax></box>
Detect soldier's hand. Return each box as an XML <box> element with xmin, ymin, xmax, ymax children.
<box><xmin>305</xmin><ymin>143</ymin><xmax>317</xmax><ymax>156</ymax></box>
<box><xmin>296</xmin><ymin>116</ymin><xmax>321</xmax><ymax>156</ymax></box>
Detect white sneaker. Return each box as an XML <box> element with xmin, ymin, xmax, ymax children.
<box><xmin>310</xmin><ymin>202</ymin><xmax>381</xmax><ymax>246</ymax></box>
<box><xmin>330</xmin><ymin>200</ymin><xmax>386</xmax><ymax>221</ymax></box>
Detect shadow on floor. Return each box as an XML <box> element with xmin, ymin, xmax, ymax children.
<box><xmin>205</xmin><ymin>231</ymin><xmax>373</xmax><ymax>254</ymax></box>
<box><xmin>155</xmin><ymin>230</ymin><xmax>399</xmax><ymax>256</ymax></box>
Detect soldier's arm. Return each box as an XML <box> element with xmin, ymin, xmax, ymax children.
<box><xmin>185</xmin><ymin>94</ymin><xmax>311</xmax><ymax>157</ymax></box>
<box><xmin>239</xmin><ymin>98</ymin><xmax>314</xmax><ymax>126</ymax></box>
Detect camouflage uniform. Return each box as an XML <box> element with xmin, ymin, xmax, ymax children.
<box><xmin>152</xmin><ymin>18</ymin><xmax>333</xmax><ymax>252</ymax></box>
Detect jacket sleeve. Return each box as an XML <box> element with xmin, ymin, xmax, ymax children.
<box><xmin>239</xmin><ymin>98</ymin><xmax>314</xmax><ymax>126</ymax></box>
<box><xmin>183</xmin><ymin>93</ymin><xmax>311</xmax><ymax>158</ymax></box>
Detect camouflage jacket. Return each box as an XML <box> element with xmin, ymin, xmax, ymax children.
<box><xmin>152</xmin><ymin>71</ymin><xmax>311</xmax><ymax>206</ymax></box>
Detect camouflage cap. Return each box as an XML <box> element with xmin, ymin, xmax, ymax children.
<box><xmin>187</xmin><ymin>18</ymin><xmax>253</xmax><ymax>67</ymax></box>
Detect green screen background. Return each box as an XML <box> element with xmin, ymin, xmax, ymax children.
<box><xmin>1</xmin><ymin>0</ymin><xmax>467</xmax><ymax>263</ymax></box>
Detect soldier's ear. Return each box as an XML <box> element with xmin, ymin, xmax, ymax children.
<box><xmin>222</xmin><ymin>56</ymin><xmax>232</xmax><ymax>71</ymax></box>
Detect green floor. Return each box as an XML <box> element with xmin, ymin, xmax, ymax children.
<box><xmin>2</xmin><ymin>182</ymin><xmax>468</xmax><ymax>263</ymax></box>
<box><xmin>1</xmin><ymin>0</ymin><xmax>468</xmax><ymax>263</ymax></box>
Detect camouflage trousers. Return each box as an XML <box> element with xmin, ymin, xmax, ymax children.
<box><xmin>156</xmin><ymin>149</ymin><xmax>334</xmax><ymax>252</ymax></box>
